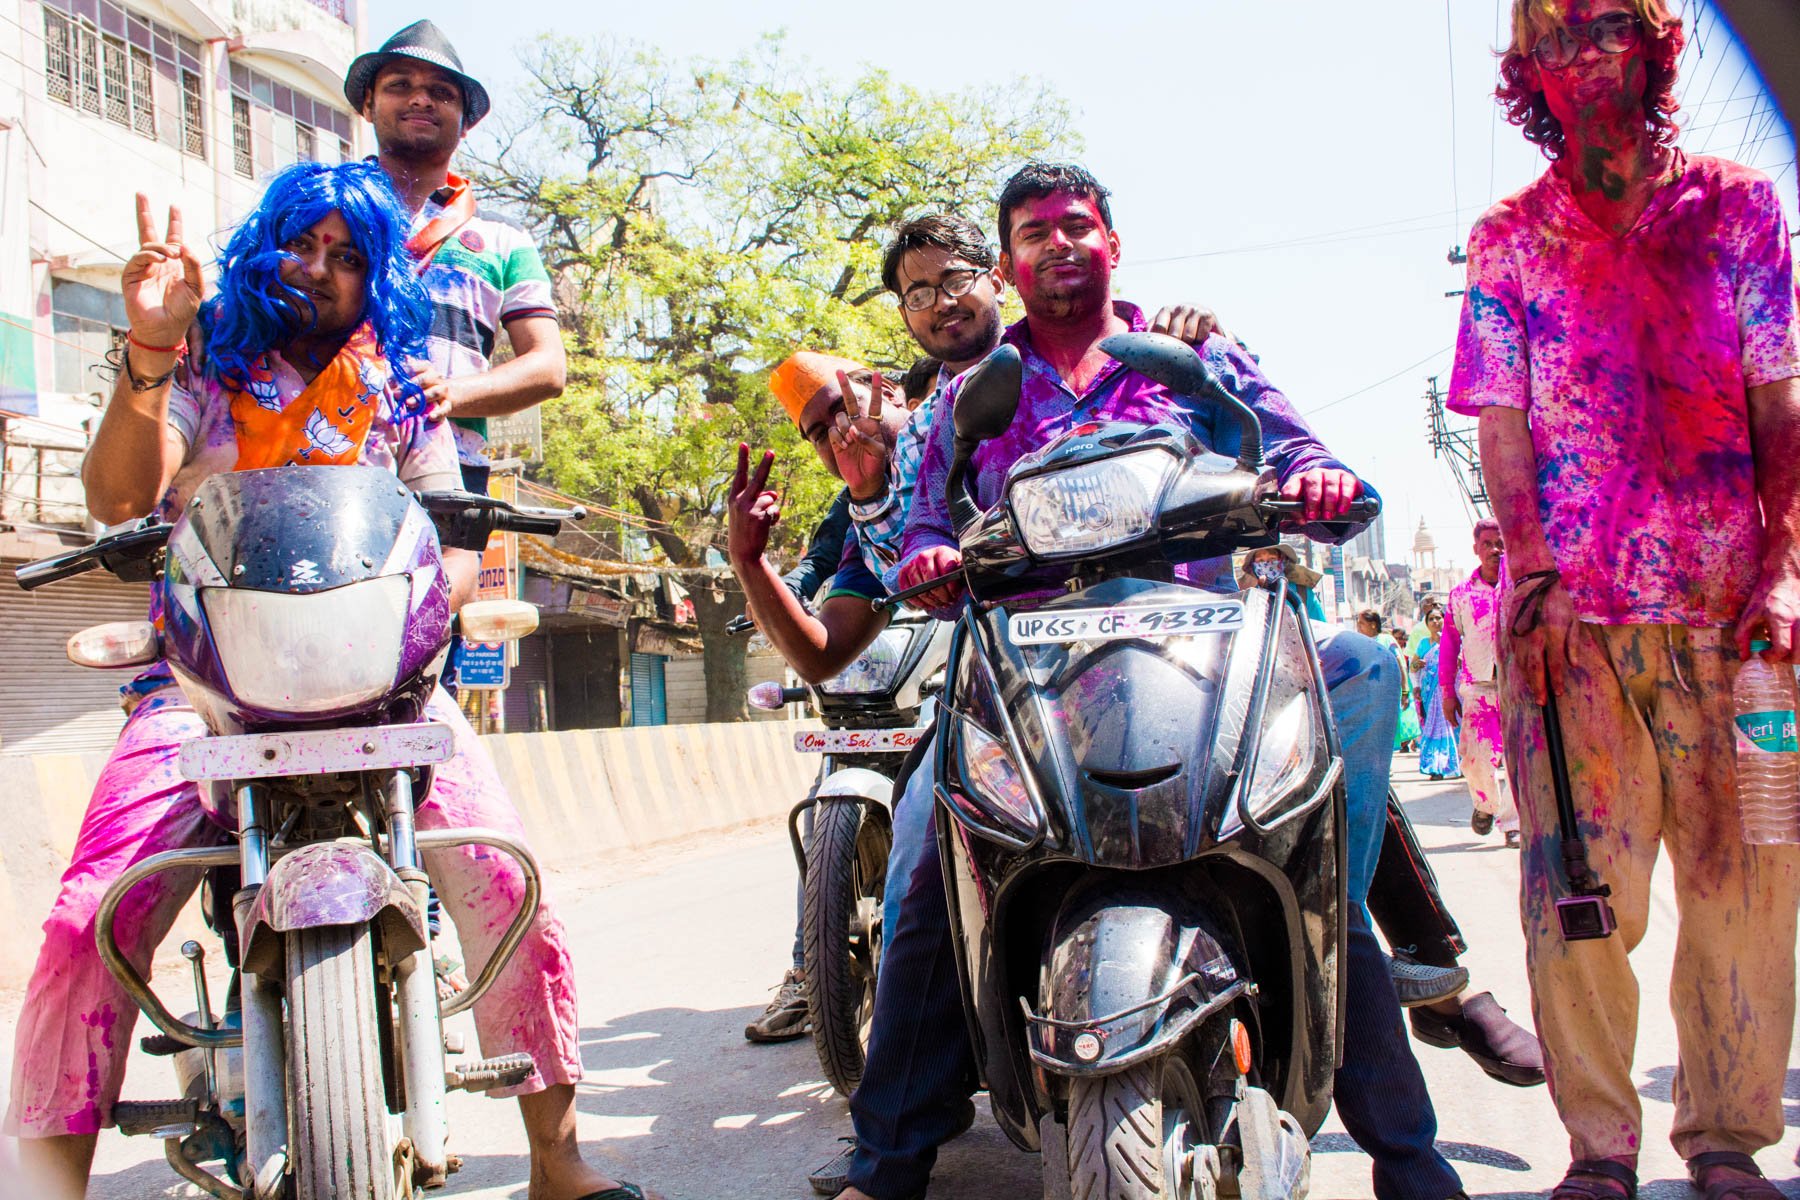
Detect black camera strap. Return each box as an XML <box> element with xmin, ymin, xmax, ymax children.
<box><xmin>1541</xmin><ymin>688</ymin><xmax>1610</xmax><ymax>901</ymax></box>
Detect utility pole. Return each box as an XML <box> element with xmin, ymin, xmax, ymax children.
<box><xmin>1425</xmin><ymin>375</ymin><xmax>1491</xmax><ymax>517</ymax></box>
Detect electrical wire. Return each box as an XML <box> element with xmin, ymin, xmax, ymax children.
<box><xmin>1445</xmin><ymin>0</ymin><xmax>1463</xmax><ymax>240</ymax></box>
<box><xmin>1121</xmin><ymin>202</ymin><xmax>1497</xmax><ymax>269</ymax></box>
<box><xmin>1302</xmin><ymin>344</ymin><xmax>1456</xmax><ymax>418</ymax></box>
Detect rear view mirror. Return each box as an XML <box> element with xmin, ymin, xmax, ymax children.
<box><xmin>952</xmin><ymin>345</ymin><xmax>1023</xmax><ymax>446</ymax></box>
<box><xmin>1100</xmin><ymin>332</ymin><xmax>1264</xmax><ymax>471</ymax></box>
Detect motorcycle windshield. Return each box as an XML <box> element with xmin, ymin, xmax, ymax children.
<box><xmin>961</xmin><ymin>577</ymin><xmax>1299</xmax><ymax>866</ymax></box>
<box><xmin>185</xmin><ymin>466</ymin><xmax>415</xmax><ymax>592</ymax></box>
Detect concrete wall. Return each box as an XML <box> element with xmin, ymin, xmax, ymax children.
<box><xmin>0</xmin><ymin>718</ymin><xmax>821</xmax><ymax>987</ymax></box>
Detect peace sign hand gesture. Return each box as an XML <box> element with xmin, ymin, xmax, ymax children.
<box><xmin>828</xmin><ymin>368</ymin><xmax>891</xmax><ymax>503</ymax></box>
<box><xmin>121</xmin><ymin>193</ymin><xmax>205</xmax><ymax>347</ymax></box>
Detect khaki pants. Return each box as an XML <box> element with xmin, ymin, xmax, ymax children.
<box><xmin>1499</xmin><ymin>622</ymin><xmax>1800</xmax><ymax>1163</ymax></box>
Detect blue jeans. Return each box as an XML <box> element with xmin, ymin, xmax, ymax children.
<box><xmin>846</xmin><ymin>625</ymin><xmax>1458</xmax><ymax>1200</ymax></box>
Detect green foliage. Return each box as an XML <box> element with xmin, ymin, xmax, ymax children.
<box><xmin>473</xmin><ymin>32</ymin><xmax>1074</xmax><ymax>568</ymax></box>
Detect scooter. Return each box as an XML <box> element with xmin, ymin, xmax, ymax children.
<box><xmin>746</xmin><ymin>609</ymin><xmax>950</xmax><ymax>1094</ymax></box>
<box><xmin>16</xmin><ymin>465</ymin><xmax>581</xmax><ymax>1200</ymax></box>
<box><xmin>915</xmin><ymin>334</ymin><xmax>1378</xmax><ymax>1200</ymax></box>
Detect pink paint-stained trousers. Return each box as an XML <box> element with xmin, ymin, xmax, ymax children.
<box><xmin>1500</xmin><ymin>622</ymin><xmax>1800</xmax><ymax>1164</ymax></box>
<box><xmin>1458</xmin><ymin>682</ymin><xmax>1519</xmax><ymax>834</ymax></box>
<box><xmin>4</xmin><ymin>685</ymin><xmax>583</xmax><ymax>1138</ymax></box>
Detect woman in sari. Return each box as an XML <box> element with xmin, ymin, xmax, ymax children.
<box><xmin>1414</xmin><ymin>608</ymin><xmax>1461</xmax><ymax>779</ymax></box>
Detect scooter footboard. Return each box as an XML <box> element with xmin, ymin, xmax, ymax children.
<box><xmin>1023</xmin><ymin>887</ymin><xmax>1247</xmax><ymax>1076</ymax></box>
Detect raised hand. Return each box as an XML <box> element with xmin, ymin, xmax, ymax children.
<box><xmin>828</xmin><ymin>368</ymin><xmax>890</xmax><ymax>502</ymax></box>
<box><xmin>726</xmin><ymin>443</ymin><xmax>782</xmax><ymax>568</ymax></box>
<box><xmin>121</xmin><ymin>193</ymin><xmax>204</xmax><ymax>346</ymax></box>
<box><xmin>1149</xmin><ymin>303</ymin><xmax>1229</xmax><ymax>347</ymax></box>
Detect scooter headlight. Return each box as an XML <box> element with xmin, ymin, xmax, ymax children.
<box><xmin>819</xmin><ymin>626</ymin><xmax>914</xmax><ymax>697</ymax></box>
<box><xmin>1245</xmin><ymin>690</ymin><xmax>1319</xmax><ymax>817</ymax></box>
<box><xmin>952</xmin><ymin>718</ymin><xmax>1043</xmax><ymax>840</ymax></box>
<box><xmin>201</xmin><ymin>576</ymin><xmax>411</xmax><ymax>714</ymax></box>
<box><xmin>1009</xmin><ymin>449</ymin><xmax>1174</xmax><ymax>559</ymax></box>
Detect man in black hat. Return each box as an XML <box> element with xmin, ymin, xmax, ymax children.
<box><xmin>344</xmin><ymin>28</ymin><xmax>640</xmax><ymax>1200</ymax></box>
<box><xmin>345</xmin><ymin>19</ymin><xmax>565</xmax><ymax>492</ymax></box>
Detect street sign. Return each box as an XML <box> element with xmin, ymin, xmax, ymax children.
<box><xmin>456</xmin><ymin>640</ymin><xmax>509</xmax><ymax>689</ymax></box>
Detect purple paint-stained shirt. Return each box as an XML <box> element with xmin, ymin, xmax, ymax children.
<box><xmin>900</xmin><ymin>301</ymin><xmax>1354</xmax><ymax>594</ymax></box>
<box><xmin>1448</xmin><ymin>153</ymin><xmax>1800</xmax><ymax>626</ymax></box>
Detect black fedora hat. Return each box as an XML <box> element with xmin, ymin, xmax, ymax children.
<box><xmin>344</xmin><ymin>19</ymin><xmax>490</xmax><ymax>128</ymax></box>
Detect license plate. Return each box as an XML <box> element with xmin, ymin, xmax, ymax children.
<box><xmin>794</xmin><ymin>728</ymin><xmax>926</xmax><ymax>754</ymax></box>
<box><xmin>1008</xmin><ymin>599</ymin><xmax>1246</xmax><ymax>646</ymax></box>
<box><xmin>180</xmin><ymin>722</ymin><xmax>456</xmax><ymax>782</ymax></box>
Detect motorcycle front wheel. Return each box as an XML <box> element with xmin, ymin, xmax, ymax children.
<box><xmin>285</xmin><ymin>923</ymin><xmax>406</xmax><ymax>1199</ymax></box>
<box><xmin>802</xmin><ymin>798</ymin><xmax>890</xmax><ymax>1095</ymax></box>
<box><xmin>1068</xmin><ymin>1053</ymin><xmax>1219</xmax><ymax>1200</ymax></box>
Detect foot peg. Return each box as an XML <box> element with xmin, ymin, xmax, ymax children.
<box><xmin>115</xmin><ymin>1098</ymin><xmax>200</xmax><ymax>1138</ymax></box>
<box><xmin>140</xmin><ymin>1033</ymin><xmax>188</xmax><ymax>1056</ymax></box>
<box><xmin>445</xmin><ymin>1052</ymin><xmax>535</xmax><ymax>1093</ymax></box>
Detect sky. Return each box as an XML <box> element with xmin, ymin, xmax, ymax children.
<box><xmin>365</xmin><ymin>0</ymin><xmax>1798</xmax><ymax>578</ymax></box>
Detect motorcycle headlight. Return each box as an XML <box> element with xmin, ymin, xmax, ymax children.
<box><xmin>1245</xmin><ymin>690</ymin><xmax>1319</xmax><ymax>817</ymax></box>
<box><xmin>1009</xmin><ymin>449</ymin><xmax>1174</xmax><ymax>559</ymax></box>
<box><xmin>819</xmin><ymin>626</ymin><xmax>914</xmax><ymax>696</ymax></box>
<box><xmin>201</xmin><ymin>576</ymin><xmax>411</xmax><ymax>714</ymax></box>
<box><xmin>953</xmin><ymin>718</ymin><xmax>1042</xmax><ymax>839</ymax></box>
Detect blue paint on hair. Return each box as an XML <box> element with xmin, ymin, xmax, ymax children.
<box><xmin>201</xmin><ymin>160</ymin><xmax>430</xmax><ymax>414</ymax></box>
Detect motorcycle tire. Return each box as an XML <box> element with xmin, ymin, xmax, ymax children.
<box><xmin>286</xmin><ymin>923</ymin><xmax>406</xmax><ymax>1200</ymax></box>
<box><xmin>802</xmin><ymin>798</ymin><xmax>890</xmax><ymax>1096</ymax></box>
<box><xmin>1068</xmin><ymin>1053</ymin><xmax>1218</xmax><ymax>1200</ymax></box>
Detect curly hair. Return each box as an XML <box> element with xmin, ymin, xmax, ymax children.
<box><xmin>1496</xmin><ymin>0</ymin><xmax>1684</xmax><ymax>161</ymax></box>
<box><xmin>996</xmin><ymin>162</ymin><xmax>1113</xmax><ymax>254</ymax></box>
<box><xmin>202</xmin><ymin>160</ymin><xmax>431</xmax><ymax>412</ymax></box>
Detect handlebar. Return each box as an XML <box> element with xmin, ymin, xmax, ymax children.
<box><xmin>875</xmin><ymin>568</ymin><xmax>965</xmax><ymax>612</ymax></box>
<box><xmin>15</xmin><ymin>521</ymin><xmax>173</xmax><ymax>590</ymax></box>
<box><xmin>415</xmin><ymin>490</ymin><xmax>585</xmax><ymax>551</ymax></box>
<box><xmin>1260</xmin><ymin>495</ymin><xmax>1382</xmax><ymax>525</ymax></box>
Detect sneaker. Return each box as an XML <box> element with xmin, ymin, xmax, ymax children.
<box><xmin>1410</xmin><ymin>992</ymin><xmax>1545</xmax><ymax>1087</ymax></box>
<box><xmin>1470</xmin><ymin>810</ymin><xmax>1495</xmax><ymax>836</ymax></box>
<box><xmin>745</xmin><ymin>967</ymin><xmax>810</xmax><ymax>1043</ymax></box>
<box><xmin>1388</xmin><ymin>954</ymin><xmax>1469</xmax><ymax>1008</ymax></box>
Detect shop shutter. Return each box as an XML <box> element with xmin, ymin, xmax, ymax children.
<box><xmin>628</xmin><ymin>652</ymin><xmax>666</xmax><ymax>727</ymax></box>
<box><xmin>501</xmin><ymin>632</ymin><xmax>550</xmax><ymax>733</ymax></box>
<box><xmin>0</xmin><ymin>562</ymin><xmax>153</xmax><ymax>755</ymax></box>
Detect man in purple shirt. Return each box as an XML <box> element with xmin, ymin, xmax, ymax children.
<box><xmin>833</xmin><ymin>164</ymin><xmax>1465</xmax><ymax>1200</ymax></box>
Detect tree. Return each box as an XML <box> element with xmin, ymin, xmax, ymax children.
<box><xmin>472</xmin><ymin>34</ymin><xmax>1073</xmax><ymax>720</ymax></box>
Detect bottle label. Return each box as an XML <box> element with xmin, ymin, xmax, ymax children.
<box><xmin>1736</xmin><ymin>710</ymin><xmax>1799</xmax><ymax>754</ymax></box>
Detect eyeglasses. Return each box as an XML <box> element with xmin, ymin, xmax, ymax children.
<box><xmin>1530</xmin><ymin>12</ymin><xmax>1644</xmax><ymax>70</ymax></box>
<box><xmin>900</xmin><ymin>269</ymin><xmax>986</xmax><ymax>313</ymax></box>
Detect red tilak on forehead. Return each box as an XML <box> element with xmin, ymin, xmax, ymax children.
<box><xmin>320</xmin><ymin>233</ymin><xmax>335</xmax><ymax>245</ymax></box>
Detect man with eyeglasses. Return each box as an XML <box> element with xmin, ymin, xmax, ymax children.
<box><xmin>1454</xmin><ymin>4</ymin><xmax>1800</xmax><ymax>1199</ymax></box>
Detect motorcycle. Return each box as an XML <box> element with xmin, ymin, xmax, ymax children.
<box><xmin>906</xmin><ymin>333</ymin><xmax>1379</xmax><ymax>1200</ymax></box>
<box><xmin>744</xmin><ymin>608</ymin><xmax>950</xmax><ymax>1095</ymax></box>
<box><xmin>16</xmin><ymin>465</ymin><xmax>581</xmax><ymax>1200</ymax></box>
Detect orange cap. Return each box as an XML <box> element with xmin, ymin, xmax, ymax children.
<box><xmin>770</xmin><ymin>351</ymin><xmax>866</xmax><ymax>426</ymax></box>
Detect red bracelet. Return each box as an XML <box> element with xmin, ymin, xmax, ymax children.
<box><xmin>127</xmin><ymin>332</ymin><xmax>186</xmax><ymax>355</ymax></box>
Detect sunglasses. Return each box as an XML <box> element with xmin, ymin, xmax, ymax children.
<box><xmin>1531</xmin><ymin>12</ymin><xmax>1644</xmax><ymax>70</ymax></box>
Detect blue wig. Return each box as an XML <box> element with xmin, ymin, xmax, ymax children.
<box><xmin>202</xmin><ymin>160</ymin><xmax>431</xmax><ymax>412</ymax></box>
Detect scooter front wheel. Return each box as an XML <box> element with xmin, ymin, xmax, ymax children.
<box><xmin>1068</xmin><ymin>1053</ymin><xmax>1221</xmax><ymax>1200</ymax></box>
<box><xmin>285</xmin><ymin>922</ymin><xmax>408</xmax><ymax>1199</ymax></box>
<box><xmin>802</xmin><ymin>798</ymin><xmax>889</xmax><ymax>1095</ymax></box>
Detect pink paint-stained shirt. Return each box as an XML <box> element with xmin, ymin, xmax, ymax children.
<box><xmin>157</xmin><ymin>351</ymin><xmax>461</xmax><ymax>522</ymax></box>
<box><xmin>1440</xmin><ymin>568</ymin><xmax>1502</xmax><ymax>693</ymax></box>
<box><xmin>1448</xmin><ymin>152</ymin><xmax>1800</xmax><ymax>626</ymax></box>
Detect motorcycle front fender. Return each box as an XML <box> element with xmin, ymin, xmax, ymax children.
<box><xmin>1025</xmin><ymin>886</ymin><xmax>1246</xmax><ymax>1076</ymax></box>
<box><xmin>240</xmin><ymin>842</ymin><xmax>427</xmax><ymax>976</ymax></box>
<box><xmin>815</xmin><ymin>766</ymin><xmax>897</xmax><ymax>807</ymax></box>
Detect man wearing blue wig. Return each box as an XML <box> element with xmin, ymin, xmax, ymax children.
<box><xmin>9</xmin><ymin>161</ymin><xmax>654</xmax><ymax>1200</ymax></box>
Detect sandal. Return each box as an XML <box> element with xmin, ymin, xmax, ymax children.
<box><xmin>577</xmin><ymin>1186</ymin><xmax>646</xmax><ymax>1200</ymax></box>
<box><xmin>1551</xmin><ymin>1159</ymin><xmax>1637</xmax><ymax>1200</ymax></box>
<box><xmin>1687</xmin><ymin>1151</ymin><xmax>1783</xmax><ymax>1200</ymax></box>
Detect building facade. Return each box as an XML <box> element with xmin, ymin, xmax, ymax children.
<box><xmin>0</xmin><ymin>0</ymin><xmax>366</xmax><ymax>752</ymax></box>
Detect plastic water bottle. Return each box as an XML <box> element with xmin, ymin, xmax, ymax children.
<box><xmin>1734</xmin><ymin>640</ymin><xmax>1800</xmax><ymax>844</ymax></box>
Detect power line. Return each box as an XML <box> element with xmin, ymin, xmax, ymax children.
<box><xmin>1445</xmin><ymin>0</ymin><xmax>1463</xmax><ymax>239</ymax></box>
<box><xmin>1303</xmin><ymin>344</ymin><xmax>1455</xmax><ymax>418</ymax></box>
<box><xmin>1123</xmin><ymin>202</ymin><xmax>1496</xmax><ymax>269</ymax></box>
<box><xmin>27</xmin><ymin>201</ymin><xmax>130</xmax><ymax>262</ymax></box>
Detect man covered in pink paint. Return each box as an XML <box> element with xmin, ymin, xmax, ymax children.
<box><xmin>1438</xmin><ymin>518</ymin><xmax>1519</xmax><ymax>847</ymax></box>
<box><xmin>6</xmin><ymin>165</ymin><xmax>648</xmax><ymax>1200</ymax></box>
<box><xmin>1453</xmin><ymin>2</ymin><xmax>1800</xmax><ymax>1198</ymax></box>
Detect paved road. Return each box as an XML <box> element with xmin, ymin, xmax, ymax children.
<box><xmin>3</xmin><ymin>767</ymin><xmax>1798</xmax><ymax>1199</ymax></box>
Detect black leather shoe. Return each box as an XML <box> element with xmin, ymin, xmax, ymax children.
<box><xmin>1470</xmin><ymin>810</ymin><xmax>1495</xmax><ymax>835</ymax></box>
<box><xmin>1411</xmin><ymin>992</ymin><xmax>1545</xmax><ymax>1087</ymax></box>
